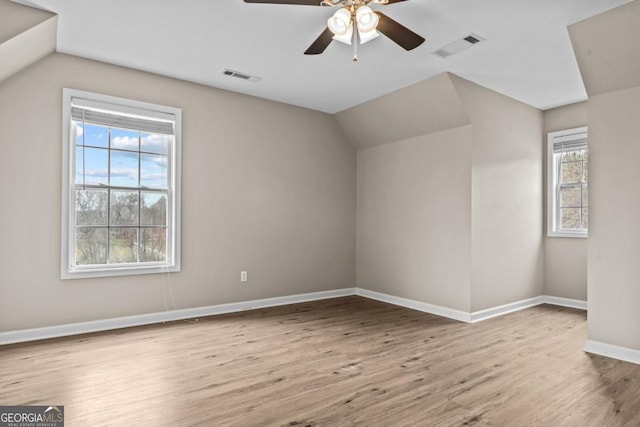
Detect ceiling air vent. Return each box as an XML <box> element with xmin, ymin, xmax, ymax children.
<box><xmin>222</xmin><ymin>69</ymin><xmax>261</xmax><ymax>83</ymax></box>
<box><xmin>433</xmin><ymin>33</ymin><xmax>485</xmax><ymax>58</ymax></box>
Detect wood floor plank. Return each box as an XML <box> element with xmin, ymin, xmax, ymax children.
<box><xmin>1</xmin><ymin>296</ymin><xmax>639</xmax><ymax>426</ymax></box>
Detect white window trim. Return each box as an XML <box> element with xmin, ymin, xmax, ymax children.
<box><xmin>61</xmin><ymin>88</ymin><xmax>182</xmax><ymax>279</ymax></box>
<box><xmin>547</xmin><ymin>126</ymin><xmax>588</xmax><ymax>238</ymax></box>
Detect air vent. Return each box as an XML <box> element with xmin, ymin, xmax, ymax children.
<box><xmin>222</xmin><ymin>69</ymin><xmax>261</xmax><ymax>83</ymax></box>
<box><xmin>464</xmin><ymin>35</ymin><xmax>481</xmax><ymax>44</ymax></box>
<box><xmin>433</xmin><ymin>33</ymin><xmax>485</xmax><ymax>58</ymax></box>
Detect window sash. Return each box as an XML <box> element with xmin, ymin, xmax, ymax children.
<box><xmin>62</xmin><ymin>88</ymin><xmax>181</xmax><ymax>279</ymax></box>
<box><xmin>547</xmin><ymin>127</ymin><xmax>588</xmax><ymax>238</ymax></box>
<box><xmin>555</xmin><ymin>179</ymin><xmax>588</xmax><ymax>231</ymax></box>
<box><xmin>71</xmin><ymin>127</ymin><xmax>173</xmax><ymax>267</ymax></box>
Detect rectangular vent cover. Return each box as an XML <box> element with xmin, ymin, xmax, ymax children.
<box><xmin>464</xmin><ymin>35</ymin><xmax>481</xmax><ymax>44</ymax></box>
<box><xmin>222</xmin><ymin>69</ymin><xmax>261</xmax><ymax>83</ymax></box>
<box><xmin>433</xmin><ymin>33</ymin><xmax>485</xmax><ymax>58</ymax></box>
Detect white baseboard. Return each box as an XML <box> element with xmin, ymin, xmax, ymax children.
<box><xmin>355</xmin><ymin>290</ymin><xmax>587</xmax><ymax>324</ymax></box>
<box><xmin>355</xmin><ymin>288</ymin><xmax>472</xmax><ymax>323</ymax></box>
<box><xmin>585</xmin><ymin>340</ymin><xmax>640</xmax><ymax>366</ymax></box>
<box><xmin>0</xmin><ymin>286</ymin><xmax>589</xmax><ymax>346</ymax></box>
<box><xmin>543</xmin><ymin>295</ymin><xmax>588</xmax><ymax>310</ymax></box>
<box><xmin>0</xmin><ymin>288</ymin><xmax>356</xmax><ymax>345</ymax></box>
<box><xmin>470</xmin><ymin>295</ymin><xmax>587</xmax><ymax>323</ymax></box>
<box><xmin>470</xmin><ymin>296</ymin><xmax>545</xmax><ymax>323</ymax></box>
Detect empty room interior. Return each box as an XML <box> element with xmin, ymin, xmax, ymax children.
<box><xmin>1</xmin><ymin>0</ymin><xmax>640</xmax><ymax>425</ymax></box>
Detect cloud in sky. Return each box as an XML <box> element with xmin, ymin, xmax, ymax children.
<box><xmin>112</xmin><ymin>136</ymin><xmax>138</xmax><ymax>150</ymax></box>
<box><xmin>111</xmin><ymin>168</ymin><xmax>139</xmax><ymax>179</ymax></box>
<box><xmin>83</xmin><ymin>167</ymin><xmax>166</xmax><ymax>188</ymax></box>
<box><xmin>111</xmin><ymin>133</ymin><xmax>169</xmax><ymax>153</ymax></box>
<box><xmin>141</xmin><ymin>133</ymin><xmax>169</xmax><ymax>154</ymax></box>
<box><xmin>84</xmin><ymin>167</ymin><xmax>137</xmax><ymax>179</ymax></box>
<box><xmin>84</xmin><ymin>169</ymin><xmax>108</xmax><ymax>177</ymax></box>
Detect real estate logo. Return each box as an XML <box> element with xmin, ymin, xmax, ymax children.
<box><xmin>0</xmin><ymin>406</ymin><xmax>64</xmax><ymax>427</ymax></box>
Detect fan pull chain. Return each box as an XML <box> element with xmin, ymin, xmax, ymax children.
<box><xmin>352</xmin><ymin>20</ymin><xmax>358</xmax><ymax>61</ymax></box>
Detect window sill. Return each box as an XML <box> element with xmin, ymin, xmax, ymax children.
<box><xmin>62</xmin><ymin>263</ymin><xmax>180</xmax><ymax>280</ymax></box>
<box><xmin>547</xmin><ymin>231</ymin><xmax>588</xmax><ymax>239</ymax></box>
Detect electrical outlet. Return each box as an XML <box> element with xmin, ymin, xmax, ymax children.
<box><xmin>240</xmin><ymin>271</ymin><xmax>248</xmax><ymax>282</ymax></box>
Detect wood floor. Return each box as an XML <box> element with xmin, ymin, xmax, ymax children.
<box><xmin>1</xmin><ymin>296</ymin><xmax>639</xmax><ymax>426</ymax></box>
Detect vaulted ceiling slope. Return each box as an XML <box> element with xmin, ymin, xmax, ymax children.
<box><xmin>0</xmin><ymin>0</ymin><xmax>56</xmax><ymax>82</ymax></box>
<box><xmin>569</xmin><ymin>0</ymin><xmax>640</xmax><ymax>96</ymax></box>
<box><xmin>337</xmin><ymin>73</ymin><xmax>469</xmax><ymax>148</ymax></box>
<box><xmin>9</xmin><ymin>0</ymin><xmax>633</xmax><ymax>113</ymax></box>
<box><xmin>338</xmin><ymin>71</ymin><xmax>541</xmax><ymax>149</ymax></box>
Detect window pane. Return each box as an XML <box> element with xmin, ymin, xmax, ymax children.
<box><xmin>65</xmin><ymin>90</ymin><xmax>180</xmax><ymax>276</ymax></box>
<box><xmin>75</xmin><ymin>147</ymin><xmax>84</xmax><ymax>185</ymax></box>
<box><xmin>111</xmin><ymin>128</ymin><xmax>139</xmax><ymax>151</ymax></box>
<box><xmin>74</xmin><ymin>121</ymin><xmax>84</xmax><ymax>146</ymax></box>
<box><xmin>582</xmin><ymin>185</ymin><xmax>588</xmax><ymax>207</ymax></box>
<box><xmin>110</xmin><ymin>191</ymin><xmax>139</xmax><ymax>226</ymax></box>
<box><xmin>141</xmin><ymin>133</ymin><xmax>170</xmax><ymax>155</ymax></box>
<box><xmin>140</xmin><ymin>228</ymin><xmax>166</xmax><ymax>262</ymax></box>
<box><xmin>582</xmin><ymin>208</ymin><xmax>589</xmax><ymax>229</ymax></box>
<box><xmin>76</xmin><ymin>189</ymin><xmax>108</xmax><ymax>226</ymax></box>
<box><xmin>84</xmin><ymin>124</ymin><xmax>109</xmax><ymax>148</ymax></box>
<box><xmin>141</xmin><ymin>153</ymin><xmax>168</xmax><ymax>189</ymax></box>
<box><xmin>560</xmin><ymin>187</ymin><xmax>581</xmax><ymax>208</ymax></box>
<box><xmin>141</xmin><ymin>192</ymin><xmax>167</xmax><ymax>226</ymax></box>
<box><xmin>561</xmin><ymin>208</ymin><xmax>581</xmax><ymax>230</ymax></box>
<box><xmin>109</xmin><ymin>228</ymin><xmax>138</xmax><ymax>263</ymax></box>
<box><xmin>84</xmin><ymin>147</ymin><xmax>109</xmax><ymax>186</ymax></box>
<box><xmin>110</xmin><ymin>150</ymin><xmax>139</xmax><ymax>187</ymax></box>
<box><xmin>584</xmin><ymin>157</ymin><xmax>588</xmax><ymax>182</ymax></box>
<box><xmin>560</xmin><ymin>161</ymin><xmax>582</xmax><ymax>184</ymax></box>
<box><xmin>76</xmin><ymin>228</ymin><xmax>107</xmax><ymax>265</ymax></box>
<box><xmin>561</xmin><ymin>150</ymin><xmax>583</xmax><ymax>162</ymax></box>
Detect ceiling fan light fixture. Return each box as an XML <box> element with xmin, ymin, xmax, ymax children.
<box><xmin>358</xmin><ymin>28</ymin><xmax>379</xmax><ymax>44</ymax></box>
<box><xmin>328</xmin><ymin>8</ymin><xmax>352</xmax><ymax>36</ymax></box>
<box><xmin>332</xmin><ymin>22</ymin><xmax>353</xmax><ymax>45</ymax></box>
<box><xmin>244</xmin><ymin>0</ymin><xmax>426</xmax><ymax>57</ymax></box>
<box><xmin>356</xmin><ymin>6</ymin><xmax>378</xmax><ymax>32</ymax></box>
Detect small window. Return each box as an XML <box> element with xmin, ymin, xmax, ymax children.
<box><xmin>547</xmin><ymin>127</ymin><xmax>588</xmax><ymax>238</ymax></box>
<box><xmin>61</xmin><ymin>89</ymin><xmax>181</xmax><ymax>278</ymax></box>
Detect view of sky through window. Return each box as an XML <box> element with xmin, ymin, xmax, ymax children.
<box><xmin>74</xmin><ymin>122</ymin><xmax>169</xmax><ymax>189</ymax></box>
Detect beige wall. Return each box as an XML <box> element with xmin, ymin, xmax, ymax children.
<box><xmin>569</xmin><ymin>0</ymin><xmax>640</xmax><ymax>98</ymax></box>
<box><xmin>542</xmin><ymin>102</ymin><xmax>588</xmax><ymax>300</ymax></box>
<box><xmin>587</xmin><ymin>86</ymin><xmax>640</xmax><ymax>349</ymax></box>
<box><xmin>452</xmin><ymin>76</ymin><xmax>544</xmax><ymax>311</ymax></box>
<box><xmin>353</xmin><ymin>73</ymin><xmax>543</xmax><ymax>314</ymax></box>
<box><xmin>0</xmin><ymin>53</ymin><xmax>356</xmax><ymax>332</ymax></box>
<box><xmin>357</xmin><ymin>126</ymin><xmax>473</xmax><ymax>311</ymax></box>
<box><xmin>336</xmin><ymin>73</ymin><xmax>470</xmax><ymax>149</ymax></box>
<box><xmin>0</xmin><ymin>0</ymin><xmax>57</xmax><ymax>84</ymax></box>
<box><xmin>0</xmin><ymin>0</ymin><xmax>53</xmax><ymax>43</ymax></box>
<box><xmin>569</xmin><ymin>0</ymin><xmax>640</xmax><ymax>351</ymax></box>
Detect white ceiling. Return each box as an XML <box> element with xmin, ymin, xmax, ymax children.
<box><xmin>14</xmin><ymin>0</ymin><xmax>630</xmax><ymax>113</ymax></box>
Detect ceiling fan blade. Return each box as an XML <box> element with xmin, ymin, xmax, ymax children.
<box><xmin>243</xmin><ymin>0</ymin><xmax>321</xmax><ymax>5</ymax></box>
<box><xmin>304</xmin><ymin>27</ymin><xmax>334</xmax><ymax>55</ymax></box>
<box><xmin>382</xmin><ymin>0</ymin><xmax>408</xmax><ymax>4</ymax></box>
<box><xmin>374</xmin><ymin>11</ymin><xmax>425</xmax><ymax>51</ymax></box>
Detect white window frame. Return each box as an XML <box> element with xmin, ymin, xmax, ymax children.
<box><xmin>547</xmin><ymin>126</ymin><xmax>588</xmax><ymax>238</ymax></box>
<box><xmin>61</xmin><ymin>88</ymin><xmax>182</xmax><ymax>279</ymax></box>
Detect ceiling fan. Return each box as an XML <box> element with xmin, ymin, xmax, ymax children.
<box><xmin>243</xmin><ymin>0</ymin><xmax>425</xmax><ymax>60</ymax></box>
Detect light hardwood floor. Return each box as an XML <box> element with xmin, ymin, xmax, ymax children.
<box><xmin>1</xmin><ymin>296</ymin><xmax>639</xmax><ymax>426</ymax></box>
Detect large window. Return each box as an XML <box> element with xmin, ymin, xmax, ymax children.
<box><xmin>547</xmin><ymin>127</ymin><xmax>588</xmax><ymax>238</ymax></box>
<box><xmin>62</xmin><ymin>89</ymin><xmax>181</xmax><ymax>278</ymax></box>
